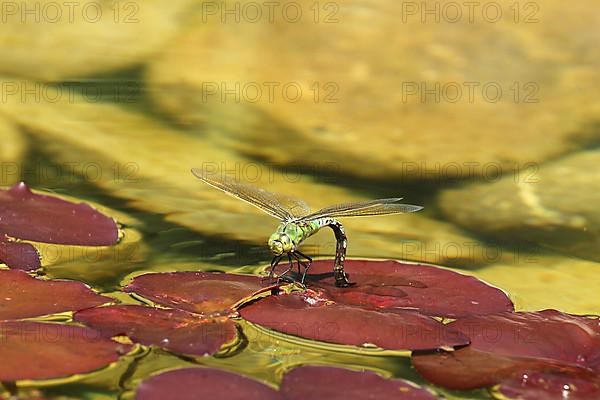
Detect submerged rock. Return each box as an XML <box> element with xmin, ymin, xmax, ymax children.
<box><xmin>473</xmin><ymin>253</ymin><xmax>600</xmax><ymax>315</ymax></box>
<box><xmin>146</xmin><ymin>0</ymin><xmax>600</xmax><ymax>181</ymax></box>
<box><xmin>0</xmin><ymin>79</ymin><xmax>500</xmax><ymax>267</ymax></box>
<box><xmin>0</xmin><ymin>116</ymin><xmax>26</xmax><ymax>186</ymax></box>
<box><xmin>438</xmin><ymin>150</ymin><xmax>600</xmax><ymax>262</ymax></box>
<box><xmin>0</xmin><ymin>0</ymin><xmax>195</xmax><ymax>80</ymax></box>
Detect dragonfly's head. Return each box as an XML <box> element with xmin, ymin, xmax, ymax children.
<box><xmin>268</xmin><ymin>232</ymin><xmax>293</xmax><ymax>256</ymax></box>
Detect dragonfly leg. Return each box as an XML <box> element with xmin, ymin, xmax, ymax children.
<box><xmin>268</xmin><ymin>255</ymin><xmax>283</xmax><ymax>279</ymax></box>
<box><xmin>283</xmin><ymin>254</ymin><xmax>294</xmax><ymax>276</ymax></box>
<box><xmin>291</xmin><ymin>250</ymin><xmax>308</xmax><ymax>274</ymax></box>
<box><xmin>288</xmin><ymin>252</ymin><xmax>302</xmax><ymax>275</ymax></box>
<box><xmin>328</xmin><ymin>220</ymin><xmax>354</xmax><ymax>287</ymax></box>
<box><xmin>296</xmin><ymin>256</ymin><xmax>302</xmax><ymax>275</ymax></box>
<box><xmin>273</xmin><ymin>254</ymin><xmax>296</xmax><ymax>284</ymax></box>
<box><xmin>294</xmin><ymin>250</ymin><xmax>313</xmax><ymax>284</ymax></box>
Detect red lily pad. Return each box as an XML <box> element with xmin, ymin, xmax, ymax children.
<box><xmin>0</xmin><ymin>182</ymin><xmax>118</xmax><ymax>246</ymax></box>
<box><xmin>125</xmin><ymin>272</ymin><xmax>277</xmax><ymax>315</ymax></box>
<box><xmin>74</xmin><ymin>305</ymin><xmax>237</xmax><ymax>356</ymax></box>
<box><xmin>239</xmin><ymin>291</ymin><xmax>469</xmax><ymax>351</ymax></box>
<box><xmin>0</xmin><ymin>269</ymin><xmax>111</xmax><ymax>320</ymax></box>
<box><xmin>412</xmin><ymin>310</ymin><xmax>600</xmax><ymax>390</ymax></box>
<box><xmin>0</xmin><ymin>321</ymin><xmax>131</xmax><ymax>381</ymax></box>
<box><xmin>0</xmin><ymin>235</ymin><xmax>40</xmax><ymax>270</ymax></box>
<box><xmin>135</xmin><ymin>368</ymin><xmax>282</xmax><ymax>400</ymax></box>
<box><xmin>305</xmin><ymin>260</ymin><xmax>513</xmax><ymax>318</ymax></box>
<box><xmin>281</xmin><ymin>366</ymin><xmax>438</xmax><ymax>399</ymax></box>
<box><xmin>497</xmin><ymin>372</ymin><xmax>600</xmax><ymax>400</ymax></box>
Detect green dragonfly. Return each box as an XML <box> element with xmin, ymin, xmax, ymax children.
<box><xmin>192</xmin><ymin>168</ymin><xmax>423</xmax><ymax>287</ymax></box>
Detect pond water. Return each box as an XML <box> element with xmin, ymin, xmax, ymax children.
<box><xmin>0</xmin><ymin>0</ymin><xmax>599</xmax><ymax>399</ymax></box>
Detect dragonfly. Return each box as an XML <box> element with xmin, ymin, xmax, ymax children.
<box><xmin>191</xmin><ymin>168</ymin><xmax>423</xmax><ymax>287</ymax></box>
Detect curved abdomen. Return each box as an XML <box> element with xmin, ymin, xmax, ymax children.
<box><xmin>299</xmin><ymin>218</ymin><xmax>351</xmax><ymax>287</ymax></box>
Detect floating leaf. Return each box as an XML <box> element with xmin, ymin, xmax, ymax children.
<box><xmin>497</xmin><ymin>372</ymin><xmax>600</xmax><ymax>400</ymax></box>
<box><xmin>75</xmin><ymin>273</ymin><xmax>278</xmax><ymax>357</ymax></box>
<box><xmin>239</xmin><ymin>291</ymin><xmax>469</xmax><ymax>351</ymax></box>
<box><xmin>305</xmin><ymin>260</ymin><xmax>513</xmax><ymax>318</ymax></box>
<box><xmin>0</xmin><ymin>182</ymin><xmax>118</xmax><ymax>246</ymax></box>
<box><xmin>135</xmin><ymin>368</ymin><xmax>282</xmax><ymax>400</ymax></box>
<box><xmin>0</xmin><ymin>321</ymin><xmax>131</xmax><ymax>381</ymax></box>
<box><xmin>135</xmin><ymin>365</ymin><xmax>439</xmax><ymax>400</ymax></box>
<box><xmin>75</xmin><ymin>305</ymin><xmax>237</xmax><ymax>357</ymax></box>
<box><xmin>125</xmin><ymin>272</ymin><xmax>277</xmax><ymax>315</ymax></box>
<box><xmin>0</xmin><ymin>235</ymin><xmax>40</xmax><ymax>270</ymax></box>
<box><xmin>412</xmin><ymin>310</ymin><xmax>600</xmax><ymax>390</ymax></box>
<box><xmin>0</xmin><ymin>269</ymin><xmax>111</xmax><ymax>320</ymax></box>
<box><xmin>281</xmin><ymin>366</ymin><xmax>438</xmax><ymax>400</ymax></box>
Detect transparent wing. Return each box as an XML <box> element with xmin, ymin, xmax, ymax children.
<box><xmin>191</xmin><ymin>168</ymin><xmax>310</xmax><ymax>220</ymax></box>
<box><xmin>298</xmin><ymin>198</ymin><xmax>423</xmax><ymax>221</ymax></box>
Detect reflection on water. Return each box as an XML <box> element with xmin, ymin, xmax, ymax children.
<box><xmin>0</xmin><ymin>0</ymin><xmax>599</xmax><ymax>398</ymax></box>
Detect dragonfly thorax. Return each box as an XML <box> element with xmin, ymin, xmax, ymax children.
<box><xmin>268</xmin><ymin>221</ymin><xmax>320</xmax><ymax>256</ymax></box>
<box><xmin>268</xmin><ymin>231</ymin><xmax>293</xmax><ymax>256</ymax></box>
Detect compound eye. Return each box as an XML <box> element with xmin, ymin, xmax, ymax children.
<box><xmin>270</xmin><ymin>240</ymin><xmax>284</xmax><ymax>255</ymax></box>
